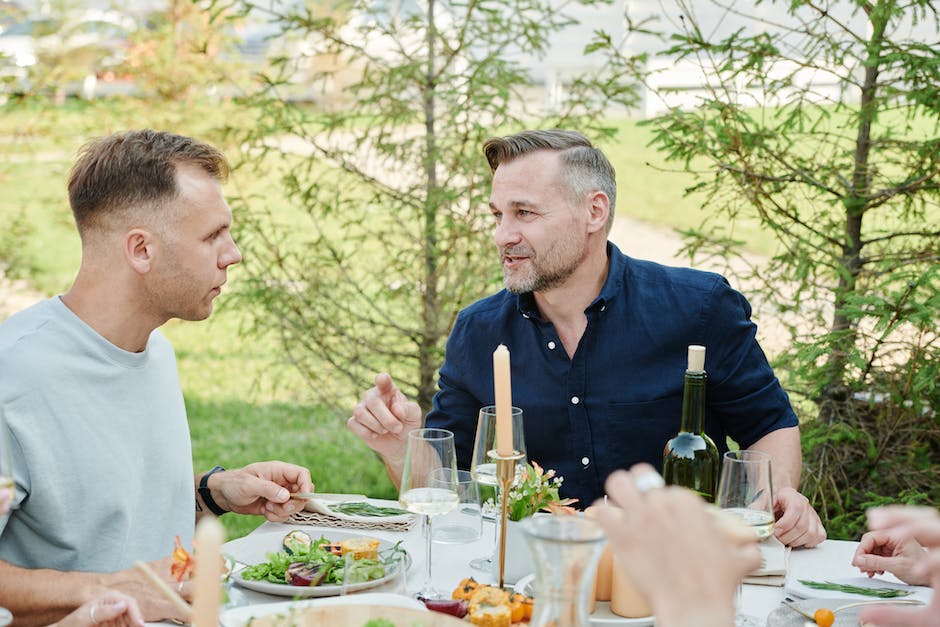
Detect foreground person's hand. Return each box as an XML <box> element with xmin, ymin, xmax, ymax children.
<box><xmin>94</xmin><ymin>557</ymin><xmax>190</xmax><ymax>624</ymax></box>
<box><xmin>592</xmin><ymin>464</ymin><xmax>761</xmax><ymax>627</ymax></box>
<box><xmin>853</xmin><ymin>528</ymin><xmax>928</xmax><ymax>585</ymax></box>
<box><xmin>773</xmin><ymin>486</ymin><xmax>826</xmax><ymax>547</ymax></box>
<box><xmin>54</xmin><ymin>591</ymin><xmax>145</xmax><ymax>627</ymax></box>
<box><xmin>858</xmin><ymin>506</ymin><xmax>940</xmax><ymax>627</ymax></box>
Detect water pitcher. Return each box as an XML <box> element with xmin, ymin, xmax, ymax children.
<box><xmin>521</xmin><ymin>514</ymin><xmax>606</xmax><ymax>627</ymax></box>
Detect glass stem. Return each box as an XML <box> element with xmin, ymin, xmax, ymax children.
<box><xmin>424</xmin><ymin>514</ymin><xmax>433</xmax><ymax>588</ymax></box>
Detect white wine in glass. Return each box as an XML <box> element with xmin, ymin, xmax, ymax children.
<box><xmin>468</xmin><ymin>405</ymin><xmax>526</xmax><ymax>572</ymax></box>
<box><xmin>398</xmin><ymin>428</ymin><xmax>459</xmax><ymax>599</ymax></box>
<box><xmin>715</xmin><ymin>449</ymin><xmax>774</xmax><ymax>627</ymax></box>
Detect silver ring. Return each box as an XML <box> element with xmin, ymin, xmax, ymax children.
<box><xmin>634</xmin><ymin>472</ymin><xmax>665</xmax><ymax>494</ymax></box>
<box><xmin>89</xmin><ymin>603</ymin><xmax>98</xmax><ymax>625</ymax></box>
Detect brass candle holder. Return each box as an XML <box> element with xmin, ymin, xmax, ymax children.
<box><xmin>488</xmin><ymin>448</ymin><xmax>525</xmax><ymax>589</ymax></box>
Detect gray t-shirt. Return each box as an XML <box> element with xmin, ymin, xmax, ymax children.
<box><xmin>0</xmin><ymin>297</ymin><xmax>194</xmax><ymax>572</ymax></box>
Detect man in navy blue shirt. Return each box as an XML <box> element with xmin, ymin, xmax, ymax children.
<box><xmin>349</xmin><ymin>129</ymin><xmax>826</xmax><ymax>547</ymax></box>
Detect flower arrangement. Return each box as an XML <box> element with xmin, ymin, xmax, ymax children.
<box><xmin>506</xmin><ymin>461</ymin><xmax>578</xmax><ymax>521</ymax></box>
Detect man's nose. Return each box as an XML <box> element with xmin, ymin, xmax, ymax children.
<box><xmin>220</xmin><ymin>235</ymin><xmax>242</xmax><ymax>268</ymax></box>
<box><xmin>494</xmin><ymin>216</ymin><xmax>520</xmax><ymax>248</ymax></box>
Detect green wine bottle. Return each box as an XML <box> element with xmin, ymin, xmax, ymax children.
<box><xmin>662</xmin><ymin>345</ymin><xmax>719</xmax><ymax>501</ymax></box>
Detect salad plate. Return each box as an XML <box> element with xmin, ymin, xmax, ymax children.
<box><xmin>514</xmin><ymin>574</ymin><xmax>655</xmax><ymax>626</ymax></box>
<box><xmin>231</xmin><ymin>531</ymin><xmax>406</xmax><ymax>598</ymax></box>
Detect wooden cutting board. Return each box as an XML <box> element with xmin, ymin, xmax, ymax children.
<box><xmin>246</xmin><ymin>604</ymin><xmax>467</xmax><ymax>626</ymax></box>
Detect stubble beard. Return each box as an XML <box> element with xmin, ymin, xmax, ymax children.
<box><xmin>502</xmin><ymin>236</ymin><xmax>588</xmax><ymax>295</ymax></box>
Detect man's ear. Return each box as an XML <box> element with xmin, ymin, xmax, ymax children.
<box><xmin>586</xmin><ymin>191</ymin><xmax>610</xmax><ymax>234</ymax></box>
<box><xmin>124</xmin><ymin>228</ymin><xmax>155</xmax><ymax>274</ymax></box>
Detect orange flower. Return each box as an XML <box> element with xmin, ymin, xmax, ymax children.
<box><xmin>170</xmin><ymin>535</ymin><xmax>195</xmax><ymax>582</ymax></box>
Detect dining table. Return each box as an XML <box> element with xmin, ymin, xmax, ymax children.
<box><xmin>218</xmin><ymin>498</ymin><xmax>928</xmax><ymax>626</ymax></box>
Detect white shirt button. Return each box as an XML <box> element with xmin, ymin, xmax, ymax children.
<box><xmin>571</xmin><ymin>396</ymin><xmax>580</xmax><ymax>405</ymax></box>
<box><xmin>522</xmin><ymin>313</ymin><xmax>530</xmax><ymax>319</ymax></box>
<box><xmin>547</xmin><ymin>341</ymin><xmax>556</xmax><ymax>350</ymax></box>
<box><xmin>600</xmin><ymin>305</ymin><xmax>606</xmax><ymax>312</ymax></box>
<box><xmin>581</xmin><ymin>456</ymin><xmax>590</xmax><ymax>466</ymax></box>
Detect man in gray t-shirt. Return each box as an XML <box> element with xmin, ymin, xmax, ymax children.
<box><xmin>0</xmin><ymin>130</ymin><xmax>314</xmax><ymax>624</ymax></box>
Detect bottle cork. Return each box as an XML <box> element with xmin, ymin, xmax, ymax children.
<box><xmin>687</xmin><ymin>345</ymin><xmax>706</xmax><ymax>372</ymax></box>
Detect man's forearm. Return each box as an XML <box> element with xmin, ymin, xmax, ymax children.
<box><xmin>0</xmin><ymin>560</ymin><xmax>108</xmax><ymax>626</ymax></box>
<box><xmin>383</xmin><ymin>455</ymin><xmax>405</xmax><ymax>491</ymax></box>
<box><xmin>749</xmin><ymin>425</ymin><xmax>802</xmax><ymax>489</ymax></box>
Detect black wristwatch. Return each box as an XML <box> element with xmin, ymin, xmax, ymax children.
<box><xmin>198</xmin><ymin>466</ymin><xmax>228</xmax><ymax>516</ymax></box>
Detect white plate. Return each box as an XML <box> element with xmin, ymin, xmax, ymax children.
<box><xmin>231</xmin><ymin>531</ymin><xmax>405</xmax><ymax>598</ymax></box>
<box><xmin>514</xmin><ymin>574</ymin><xmax>655</xmax><ymax>626</ymax></box>
<box><xmin>785</xmin><ymin>575</ymin><xmax>932</xmax><ymax>603</ymax></box>
<box><xmin>767</xmin><ymin>597</ymin><xmax>926</xmax><ymax>627</ymax></box>
<box><xmin>220</xmin><ymin>593</ymin><xmax>425</xmax><ymax>627</ymax></box>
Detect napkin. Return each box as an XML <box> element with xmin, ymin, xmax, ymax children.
<box><xmin>287</xmin><ymin>499</ymin><xmax>418</xmax><ymax>532</ymax></box>
<box><xmin>743</xmin><ymin>535</ymin><xmax>789</xmax><ymax>586</ymax></box>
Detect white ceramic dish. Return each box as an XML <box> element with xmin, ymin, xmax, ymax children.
<box><xmin>766</xmin><ymin>596</ymin><xmax>927</xmax><ymax>627</ymax></box>
<box><xmin>784</xmin><ymin>575</ymin><xmax>932</xmax><ymax>603</ymax></box>
<box><xmin>514</xmin><ymin>574</ymin><xmax>655</xmax><ymax>626</ymax></box>
<box><xmin>220</xmin><ymin>593</ymin><xmax>426</xmax><ymax>627</ymax></box>
<box><xmin>231</xmin><ymin>531</ymin><xmax>404</xmax><ymax>598</ymax></box>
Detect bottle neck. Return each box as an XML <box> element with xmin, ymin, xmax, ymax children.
<box><xmin>679</xmin><ymin>370</ymin><xmax>707</xmax><ymax>434</ymax></box>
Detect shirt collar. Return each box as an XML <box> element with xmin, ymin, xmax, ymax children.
<box><xmin>514</xmin><ymin>241</ymin><xmax>627</xmax><ymax>319</ymax></box>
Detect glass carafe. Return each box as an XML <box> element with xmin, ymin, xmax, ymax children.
<box><xmin>522</xmin><ymin>514</ymin><xmax>607</xmax><ymax>627</ymax></box>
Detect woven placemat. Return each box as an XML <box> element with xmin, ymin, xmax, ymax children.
<box><xmin>287</xmin><ymin>510</ymin><xmax>418</xmax><ymax>532</ymax></box>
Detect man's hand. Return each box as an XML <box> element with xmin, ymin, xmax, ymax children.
<box><xmin>773</xmin><ymin>486</ymin><xmax>826</xmax><ymax>547</ymax></box>
<box><xmin>209</xmin><ymin>462</ymin><xmax>313</xmax><ymax>521</ymax></box>
<box><xmin>347</xmin><ymin>373</ymin><xmax>422</xmax><ymax>469</ymax></box>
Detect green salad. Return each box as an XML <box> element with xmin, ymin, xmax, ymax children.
<box><xmin>240</xmin><ymin>535</ymin><xmax>384</xmax><ymax>586</ymax></box>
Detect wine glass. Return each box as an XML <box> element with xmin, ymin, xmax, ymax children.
<box><xmin>715</xmin><ymin>449</ymin><xmax>774</xmax><ymax>627</ymax></box>
<box><xmin>398</xmin><ymin>428</ymin><xmax>459</xmax><ymax>599</ymax></box>
<box><xmin>468</xmin><ymin>405</ymin><xmax>527</xmax><ymax>572</ymax></box>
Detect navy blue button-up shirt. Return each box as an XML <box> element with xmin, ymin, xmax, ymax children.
<box><xmin>426</xmin><ymin>242</ymin><xmax>798</xmax><ymax>507</ymax></box>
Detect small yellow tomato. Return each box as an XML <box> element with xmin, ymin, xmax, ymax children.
<box><xmin>814</xmin><ymin>607</ymin><xmax>835</xmax><ymax>627</ymax></box>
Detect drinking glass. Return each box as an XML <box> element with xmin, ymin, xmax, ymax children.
<box><xmin>429</xmin><ymin>468</ymin><xmax>482</xmax><ymax>544</ymax></box>
<box><xmin>468</xmin><ymin>405</ymin><xmax>527</xmax><ymax>571</ymax></box>
<box><xmin>715</xmin><ymin>449</ymin><xmax>774</xmax><ymax>627</ymax></box>
<box><xmin>398</xmin><ymin>428</ymin><xmax>459</xmax><ymax>599</ymax></box>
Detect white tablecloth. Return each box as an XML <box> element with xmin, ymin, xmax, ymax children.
<box><xmin>220</xmin><ymin>504</ymin><xmax>912</xmax><ymax>626</ymax></box>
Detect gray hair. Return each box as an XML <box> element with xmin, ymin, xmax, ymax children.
<box><xmin>482</xmin><ymin>129</ymin><xmax>617</xmax><ymax>232</ymax></box>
